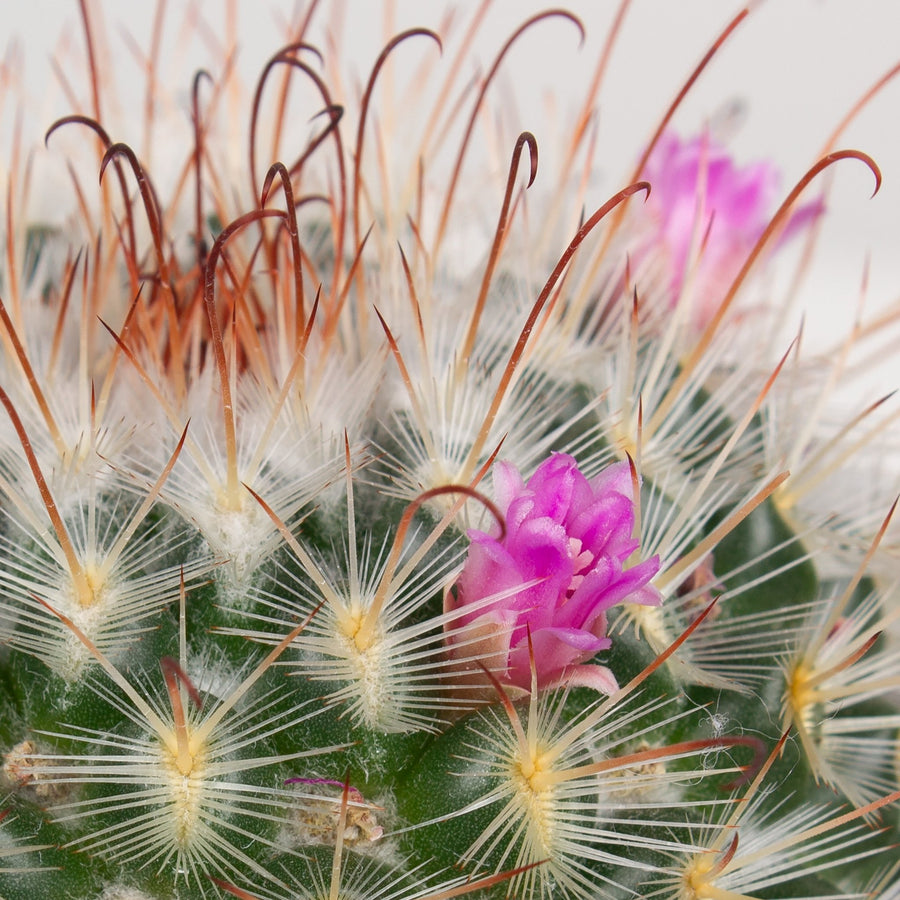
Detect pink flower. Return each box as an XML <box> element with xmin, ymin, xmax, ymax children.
<box><xmin>639</xmin><ymin>129</ymin><xmax>821</xmax><ymax>325</ymax></box>
<box><xmin>447</xmin><ymin>454</ymin><xmax>660</xmax><ymax>694</ymax></box>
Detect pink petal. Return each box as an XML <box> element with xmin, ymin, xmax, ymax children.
<box><xmin>507</xmin><ymin>626</ymin><xmax>609</xmax><ymax>690</ymax></box>
<box><xmin>452</xmin><ymin>453</ymin><xmax>661</xmax><ymax>694</ymax></box>
<box><xmin>555</xmin><ymin>664</ymin><xmax>619</xmax><ymax>694</ymax></box>
<box><xmin>526</xmin><ymin>453</ymin><xmax>577</xmax><ymax>521</ymax></box>
<box><xmin>492</xmin><ymin>460</ymin><xmax>525</xmax><ymax>521</ymax></box>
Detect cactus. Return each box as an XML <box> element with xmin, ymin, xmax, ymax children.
<box><xmin>1</xmin><ymin>4</ymin><xmax>899</xmax><ymax>899</ymax></box>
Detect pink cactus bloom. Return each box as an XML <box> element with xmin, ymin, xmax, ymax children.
<box><xmin>448</xmin><ymin>454</ymin><xmax>660</xmax><ymax>694</ymax></box>
<box><xmin>640</xmin><ymin>129</ymin><xmax>821</xmax><ymax>325</ymax></box>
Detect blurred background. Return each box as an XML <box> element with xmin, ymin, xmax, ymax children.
<box><xmin>3</xmin><ymin>0</ymin><xmax>899</xmax><ymax>393</ymax></box>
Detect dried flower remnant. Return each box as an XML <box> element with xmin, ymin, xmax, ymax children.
<box><xmin>448</xmin><ymin>454</ymin><xmax>660</xmax><ymax>693</ymax></box>
<box><xmin>285</xmin><ymin>777</ymin><xmax>384</xmax><ymax>847</ymax></box>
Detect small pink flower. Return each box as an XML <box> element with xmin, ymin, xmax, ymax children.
<box><xmin>639</xmin><ymin>129</ymin><xmax>821</xmax><ymax>325</ymax></box>
<box><xmin>447</xmin><ymin>453</ymin><xmax>660</xmax><ymax>694</ymax></box>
